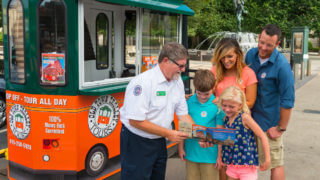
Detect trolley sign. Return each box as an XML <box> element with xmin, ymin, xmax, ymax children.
<box><xmin>88</xmin><ymin>95</ymin><xmax>119</xmax><ymax>138</ymax></box>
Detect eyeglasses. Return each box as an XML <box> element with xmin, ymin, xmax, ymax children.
<box><xmin>169</xmin><ymin>59</ymin><xmax>186</xmax><ymax>69</ymax></box>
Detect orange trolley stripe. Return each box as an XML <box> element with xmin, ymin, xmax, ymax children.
<box><xmin>97</xmin><ymin>168</ymin><xmax>121</xmax><ymax>180</ymax></box>
<box><xmin>167</xmin><ymin>142</ymin><xmax>177</xmax><ymax>149</ymax></box>
<box><xmin>7</xmin><ymin>102</ymin><xmax>91</xmax><ymax>113</ymax></box>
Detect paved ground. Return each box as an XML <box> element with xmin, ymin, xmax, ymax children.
<box><xmin>166</xmin><ymin>54</ymin><xmax>320</xmax><ymax>180</ymax></box>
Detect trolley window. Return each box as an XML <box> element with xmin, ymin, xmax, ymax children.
<box><xmin>83</xmin><ymin>3</ymin><xmax>114</xmax><ymax>84</ymax></box>
<box><xmin>96</xmin><ymin>13</ymin><xmax>109</xmax><ymax>70</ymax></box>
<box><xmin>8</xmin><ymin>0</ymin><xmax>25</xmax><ymax>84</ymax></box>
<box><xmin>38</xmin><ymin>0</ymin><xmax>67</xmax><ymax>86</ymax></box>
<box><xmin>123</xmin><ymin>11</ymin><xmax>136</xmax><ymax>78</ymax></box>
<box><xmin>141</xmin><ymin>10</ymin><xmax>180</xmax><ymax>72</ymax></box>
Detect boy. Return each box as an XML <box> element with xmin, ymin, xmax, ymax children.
<box><xmin>178</xmin><ymin>69</ymin><xmax>225</xmax><ymax>180</ymax></box>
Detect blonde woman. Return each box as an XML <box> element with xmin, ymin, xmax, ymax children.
<box><xmin>211</xmin><ymin>37</ymin><xmax>257</xmax><ymax>108</ymax></box>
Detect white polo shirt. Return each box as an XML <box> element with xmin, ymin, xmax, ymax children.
<box><xmin>120</xmin><ymin>65</ymin><xmax>188</xmax><ymax>139</ymax></box>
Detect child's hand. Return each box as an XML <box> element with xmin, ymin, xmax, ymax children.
<box><xmin>259</xmin><ymin>160</ymin><xmax>270</xmax><ymax>171</ymax></box>
<box><xmin>215</xmin><ymin>156</ymin><xmax>224</xmax><ymax>169</ymax></box>
<box><xmin>178</xmin><ymin>148</ymin><xmax>186</xmax><ymax>161</ymax></box>
<box><xmin>198</xmin><ymin>141</ymin><xmax>213</xmax><ymax>148</ymax></box>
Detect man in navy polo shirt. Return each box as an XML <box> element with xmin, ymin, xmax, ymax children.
<box><xmin>245</xmin><ymin>24</ymin><xmax>295</xmax><ymax>180</ymax></box>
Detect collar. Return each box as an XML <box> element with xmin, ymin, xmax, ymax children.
<box><xmin>255</xmin><ymin>48</ymin><xmax>279</xmax><ymax>65</ymax></box>
<box><xmin>189</xmin><ymin>93</ymin><xmax>216</xmax><ymax>106</ymax></box>
<box><xmin>154</xmin><ymin>65</ymin><xmax>167</xmax><ymax>84</ymax></box>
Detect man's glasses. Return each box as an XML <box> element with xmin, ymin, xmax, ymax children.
<box><xmin>169</xmin><ymin>59</ymin><xmax>186</xmax><ymax>69</ymax></box>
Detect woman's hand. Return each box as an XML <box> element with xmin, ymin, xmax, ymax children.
<box><xmin>212</xmin><ymin>96</ymin><xmax>219</xmax><ymax>104</ymax></box>
<box><xmin>185</xmin><ymin>94</ymin><xmax>192</xmax><ymax>100</ymax></box>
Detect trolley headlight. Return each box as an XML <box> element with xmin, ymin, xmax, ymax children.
<box><xmin>43</xmin><ymin>154</ymin><xmax>50</xmax><ymax>162</ymax></box>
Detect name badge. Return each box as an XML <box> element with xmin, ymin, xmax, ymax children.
<box><xmin>156</xmin><ymin>91</ymin><xmax>166</xmax><ymax>96</ymax></box>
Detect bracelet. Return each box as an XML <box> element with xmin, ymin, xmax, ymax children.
<box><xmin>276</xmin><ymin>125</ymin><xmax>286</xmax><ymax>132</ymax></box>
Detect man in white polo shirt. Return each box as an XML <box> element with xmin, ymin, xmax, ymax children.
<box><xmin>120</xmin><ymin>42</ymin><xmax>193</xmax><ymax>180</ymax></box>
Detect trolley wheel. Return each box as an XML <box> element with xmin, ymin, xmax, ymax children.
<box><xmin>0</xmin><ymin>96</ymin><xmax>6</xmax><ymax>128</ymax></box>
<box><xmin>85</xmin><ymin>146</ymin><xmax>108</xmax><ymax>176</ymax></box>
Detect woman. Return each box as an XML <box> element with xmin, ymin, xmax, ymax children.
<box><xmin>211</xmin><ymin>38</ymin><xmax>258</xmax><ymax>180</ymax></box>
<box><xmin>211</xmin><ymin>37</ymin><xmax>257</xmax><ymax>108</ymax></box>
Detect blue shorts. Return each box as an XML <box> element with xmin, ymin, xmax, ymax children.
<box><xmin>120</xmin><ymin>125</ymin><xmax>167</xmax><ymax>180</ymax></box>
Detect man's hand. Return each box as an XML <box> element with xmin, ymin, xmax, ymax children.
<box><xmin>267</xmin><ymin>126</ymin><xmax>283</xmax><ymax>139</ymax></box>
<box><xmin>167</xmin><ymin>130</ymin><xmax>188</xmax><ymax>143</ymax></box>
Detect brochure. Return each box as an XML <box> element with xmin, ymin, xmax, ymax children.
<box><xmin>179</xmin><ymin>121</ymin><xmax>236</xmax><ymax>146</ymax></box>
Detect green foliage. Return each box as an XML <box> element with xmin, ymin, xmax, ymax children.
<box><xmin>0</xmin><ymin>30</ymin><xmax>2</xmax><ymax>44</ymax></box>
<box><xmin>185</xmin><ymin>0</ymin><xmax>320</xmax><ymax>44</ymax></box>
<box><xmin>313</xmin><ymin>47</ymin><xmax>319</xmax><ymax>52</ymax></box>
<box><xmin>184</xmin><ymin>0</ymin><xmax>237</xmax><ymax>39</ymax></box>
<box><xmin>308</xmin><ymin>41</ymin><xmax>313</xmax><ymax>51</ymax></box>
<box><xmin>243</xmin><ymin>0</ymin><xmax>320</xmax><ymax>39</ymax></box>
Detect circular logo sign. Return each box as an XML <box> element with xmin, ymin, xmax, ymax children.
<box><xmin>88</xmin><ymin>95</ymin><xmax>120</xmax><ymax>138</ymax></box>
<box><xmin>9</xmin><ymin>104</ymin><xmax>31</xmax><ymax>140</ymax></box>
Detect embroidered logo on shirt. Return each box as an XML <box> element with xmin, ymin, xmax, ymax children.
<box><xmin>133</xmin><ymin>85</ymin><xmax>142</xmax><ymax>96</ymax></box>
<box><xmin>261</xmin><ymin>72</ymin><xmax>267</xmax><ymax>79</ymax></box>
<box><xmin>201</xmin><ymin>111</ymin><xmax>207</xmax><ymax>117</ymax></box>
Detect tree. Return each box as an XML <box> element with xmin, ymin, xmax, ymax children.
<box><xmin>184</xmin><ymin>0</ymin><xmax>238</xmax><ymax>47</ymax></box>
<box><xmin>243</xmin><ymin>0</ymin><xmax>320</xmax><ymax>39</ymax></box>
<box><xmin>185</xmin><ymin>0</ymin><xmax>320</xmax><ymax>47</ymax></box>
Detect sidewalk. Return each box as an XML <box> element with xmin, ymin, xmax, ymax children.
<box><xmin>166</xmin><ymin>58</ymin><xmax>320</xmax><ymax>180</ymax></box>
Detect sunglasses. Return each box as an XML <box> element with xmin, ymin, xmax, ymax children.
<box><xmin>169</xmin><ymin>59</ymin><xmax>186</xmax><ymax>69</ymax></box>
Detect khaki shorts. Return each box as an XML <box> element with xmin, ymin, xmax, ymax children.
<box><xmin>257</xmin><ymin>132</ymin><xmax>284</xmax><ymax>169</ymax></box>
<box><xmin>186</xmin><ymin>160</ymin><xmax>219</xmax><ymax>180</ymax></box>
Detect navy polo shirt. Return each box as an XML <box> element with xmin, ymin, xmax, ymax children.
<box><xmin>245</xmin><ymin>48</ymin><xmax>295</xmax><ymax>131</ymax></box>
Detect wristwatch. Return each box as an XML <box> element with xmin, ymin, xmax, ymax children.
<box><xmin>276</xmin><ymin>125</ymin><xmax>286</xmax><ymax>132</ymax></box>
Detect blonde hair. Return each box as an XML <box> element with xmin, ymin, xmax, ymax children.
<box><xmin>211</xmin><ymin>38</ymin><xmax>246</xmax><ymax>90</ymax></box>
<box><xmin>218</xmin><ymin>86</ymin><xmax>250</xmax><ymax>114</ymax></box>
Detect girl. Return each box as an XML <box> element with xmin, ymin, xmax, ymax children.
<box><xmin>211</xmin><ymin>38</ymin><xmax>257</xmax><ymax>108</ymax></box>
<box><xmin>218</xmin><ymin>86</ymin><xmax>270</xmax><ymax>180</ymax></box>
